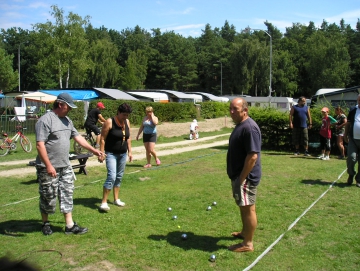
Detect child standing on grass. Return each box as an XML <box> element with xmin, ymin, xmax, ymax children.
<box><xmin>318</xmin><ymin>107</ymin><xmax>332</xmax><ymax>160</ymax></box>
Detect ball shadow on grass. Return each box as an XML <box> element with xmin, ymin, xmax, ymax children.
<box><xmin>148</xmin><ymin>231</ymin><xmax>233</xmax><ymax>252</ymax></box>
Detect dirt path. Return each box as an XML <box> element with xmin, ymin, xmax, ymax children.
<box><xmin>0</xmin><ymin>117</ymin><xmax>234</xmax><ymax>177</ymax></box>
<box><xmin>152</xmin><ymin>116</ymin><xmax>233</xmax><ymax>138</ymax></box>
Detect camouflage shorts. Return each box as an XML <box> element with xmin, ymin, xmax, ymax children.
<box><xmin>37</xmin><ymin>165</ymin><xmax>75</xmax><ymax>214</ymax></box>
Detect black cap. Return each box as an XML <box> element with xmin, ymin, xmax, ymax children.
<box><xmin>56</xmin><ymin>93</ymin><xmax>77</xmax><ymax>108</ymax></box>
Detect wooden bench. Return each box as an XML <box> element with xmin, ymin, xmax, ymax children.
<box><xmin>28</xmin><ymin>153</ymin><xmax>93</xmax><ymax>175</ymax></box>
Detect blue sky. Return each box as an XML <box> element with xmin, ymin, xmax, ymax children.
<box><xmin>1</xmin><ymin>0</ymin><xmax>359</xmax><ymax>37</ymax></box>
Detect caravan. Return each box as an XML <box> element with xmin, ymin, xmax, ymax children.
<box><xmin>243</xmin><ymin>96</ymin><xmax>294</xmax><ymax>112</ymax></box>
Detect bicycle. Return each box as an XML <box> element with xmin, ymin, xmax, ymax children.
<box><xmin>0</xmin><ymin>125</ymin><xmax>33</xmax><ymax>156</ymax></box>
<box><xmin>73</xmin><ymin>127</ymin><xmax>99</xmax><ymax>154</ymax></box>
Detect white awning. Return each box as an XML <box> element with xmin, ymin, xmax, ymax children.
<box><xmin>94</xmin><ymin>88</ymin><xmax>139</xmax><ymax>101</ymax></box>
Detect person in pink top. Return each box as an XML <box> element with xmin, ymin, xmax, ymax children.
<box><xmin>318</xmin><ymin>107</ymin><xmax>332</xmax><ymax>160</ymax></box>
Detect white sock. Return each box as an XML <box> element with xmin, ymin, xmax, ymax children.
<box><xmin>66</xmin><ymin>222</ymin><xmax>74</xmax><ymax>228</ymax></box>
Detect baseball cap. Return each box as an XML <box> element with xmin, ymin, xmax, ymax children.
<box><xmin>321</xmin><ymin>107</ymin><xmax>329</xmax><ymax>113</ymax></box>
<box><xmin>56</xmin><ymin>93</ymin><xmax>77</xmax><ymax>108</ymax></box>
<box><xmin>97</xmin><ymin>102</ymin><xmax>105</xmax><ymax>109</ymax></box>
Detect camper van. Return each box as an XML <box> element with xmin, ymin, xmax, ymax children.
<box><xmin>243</xmin><ymin>96</ymin><xmax>294</xmax><ymax>112</ymax></box>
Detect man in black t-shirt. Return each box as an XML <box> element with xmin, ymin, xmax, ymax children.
<box><xmin>84</xmin><ymin>102</ymin><xmax>106</xmax><ymax>148</ymax></box>
<box><xmin>227</xmin><ymin>97</ymin><xmax>262</xmax><ymax>253</ymax></box>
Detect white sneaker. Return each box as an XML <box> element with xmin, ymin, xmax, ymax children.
<box><xmin>114</xmin><ymin>199</ymin><xmax>125</xmax><ymax>207</ymax></box>
<box><xmin>321</xmin><ymin>156</ymin><xmax>330</xmax><ymax>160</ymax></box>
<box><xmin>99</xmin><ymin>203</ymin><xmax>110</xmax><ymax>211</ymax></box>
<box><xmin>317</xmin><ymin>155</ymin><xmax>324</xmax><ymax>159</ymax></box>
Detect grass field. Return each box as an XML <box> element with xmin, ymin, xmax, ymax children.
<box><xmin>0</xmin><ymin>136</ymin><xmax>359</xmax><ymax>270</ymax></box>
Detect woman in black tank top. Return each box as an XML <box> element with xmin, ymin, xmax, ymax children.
<box><xmin>98</xmin><ymin>103</ymin><xmax>133</xmax><ymax>212</ymax></box>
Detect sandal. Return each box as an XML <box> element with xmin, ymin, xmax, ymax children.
<box><xmin>143</xmin><ymin>164</ymin><xmax>152</xmax><ymax>168</ymax></box>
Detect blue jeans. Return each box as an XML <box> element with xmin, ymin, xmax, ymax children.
<box><xmin>104</xmin><ymin>152</ymin><xmax>127</xmax><ymax>190</ymax></box>
<box><xmin>347</xmin><ymin>138</ymin><xmax>360</xmax><ymax>181</ymax></box>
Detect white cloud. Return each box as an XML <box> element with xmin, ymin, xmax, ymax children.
<box><xmin>168</xmin><ymin>23</ymin><xmax>204</xmax><ymax>30</ymax></box>
<box><xmin>181</xmin><ymin>7</ymin><xmax>194</xmax><ymax>15</ymax></box>
<box><xmin>158</xmin><ymin>23</ymin><xmax>204</xmax><ymax>37</ymax></box>
<box><xmin>325</xmin><ymin>9</ymin><xmax>360</xmax><ymax>24</ymax></box>
<box><xmin>28</xmin><ymin>2</ymin><xmax>49</xmax><ymax>9</ymax></box>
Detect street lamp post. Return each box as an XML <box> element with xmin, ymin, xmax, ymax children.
<box><xmin>18</xmin><ymin>44</ymin><xmax>21</xmax><ymax>92</ymax></box>
<box><xmin>217</xmin><ymin>61</ymin><xmax>222</xmax><ymax>96</ymax></box>
<box><xmin>17</xmin><ymin>41</ymin><xmax>28</xmax><ymax>92</ymax></box>
<box><xmin>244</xmin><ymin>28</ymin><xmax>272</xmax><ymax>96</ymax></box>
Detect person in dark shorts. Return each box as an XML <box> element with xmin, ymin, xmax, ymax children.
<box><xmin>334</xmin><ymin>106</ymin><xmax>347</xmax><ymax>159</ymax></box>
<box><xmin>35</xmin><ymin>93</ymin><xmax>104</xmax><ymax>235</ymax></box>
<box><xmin>289</xmin><ymin>96</ymin><xmax>312</xmax><ymax>156</ymax></box>
<box><xmin>344</xmin><ymin>94</ymin><xmax>360</xmax><ymax>187</ymax></box>
<box><xmin>98</xmin><ymin>103</ymin><xmax>133</xmax><ymax>211</ymax></box>
<box><xmin>84</xmin><ymin>102</ymin><xmax>106</xmax><ymax>148</ymax></box>
<box><xmin>136</xmin><ymin>106</ymin><xmax>161</xmax><ymax>168</ymax></box>
<box><xmin>227</xmin><ymin>97</ymin><xmax>262</xmax><ymax>253</ymax></box>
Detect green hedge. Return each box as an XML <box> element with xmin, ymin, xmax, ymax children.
<box><xmin>68</xmin><ymin>100</ymin><xmax>230</xmax><ymax>129</ymax></box>
<box><xmin>5</xmin><ymin>99</ymin><xmax>345</xmax><ymax>153</ymax></box>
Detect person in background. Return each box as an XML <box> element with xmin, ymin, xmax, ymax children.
<box><xmin>35</xmin><ymin>93</ymin><xmax>104</xmax><ymax>235</ymax></box>
<box><xmin>318</xmin><ymin>107</ymin><xmax>332</xmax><ymax>160</ymax></box>
<box><xmin>289</xmin><ymin>97</ymin><xmax>312</xmax><ymax>156</ymax></box>
<box><xmin>136</xmin><ymin>106</ymin><xmax>161</xmax><ymax>168</ymax></box>
<box><xmin>190</xmin><ymin>119</ymin><xmax>199</xmax><ymax>140</ymax></box>
<box><xmin>334</xmin><ymin>106</ymin><xmax>347</xmax><ymax>159</ymax></box>
<box><xmin>84</xmin><ymin>102</ymin><xmax>106</xmax><ymax>149</ymax></box>
<box><xmin>227</xmin><ymin>97</ymin><xmax>262</xmax><ymax>253</ymax></box>
<box><xmin>98</xmin><ymin>103</ymin><xmax>133</xmax><ymax>212</ymax></box>
<box><xmin>344</xmin><ymin>94</ymin><xmax>360</xmax><ymax>187</ymax></box>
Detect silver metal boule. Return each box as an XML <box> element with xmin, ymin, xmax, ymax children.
<box><xmin>172</xmin><ymin>215</ymin><xmax>177</xmax><ymax>220</ymax></box>
<box><xmin>207</xmin><ymin>206</ymin><xmax>212</xmax><ymax>211</ymax></box>
<box><xmin>212</xmin><ymin>201</ymin><xmax>217</xmax><ymax>206</ymax></box>
<box><xmin>167</xmin><ymin>207</ymin><xmax>172</xmax><ymax>211</ymax></box>
<box><xmin>209</xmin><ymin>254</ymin><xmax>216</xmax><ymax>262</ymax></box>
<box><xmin>181</xmin><ymin>233</ymin><xmax>187</xmax><ymax>240</ymax></box>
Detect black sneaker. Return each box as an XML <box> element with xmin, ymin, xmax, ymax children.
<box><xmin>41</xmin><ymin>221</ymin><xmax>53</xmax><ymax>235</ymax></box>
<box><xmin>65</xmin><ymin>222</ymin><xmax>88</xmax><ymax>235</ymax></box>
<box><xmin>304</xmin><ymin>151</ymin><xmax>310</xmax><ymax>156</ymax></box>
<box><xmin>347</xmin><ymin>175</ymin><xmax>354</xmax><ymax>185</ymax></box>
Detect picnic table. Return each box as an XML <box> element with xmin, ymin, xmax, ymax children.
<box><xmin>28</xmin><ymin>153</ymin><xmax>93</xmax><ymax>175</ymax></box>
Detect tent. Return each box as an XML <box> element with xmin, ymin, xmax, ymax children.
<box><xmin>40</xmin><ymin>90</ymin><xmax>98</xmax><ymax>100</ymax></box>
<box><xmin>15</xmin><ymin>91</ymin><xmax>57</xmax><ymax>103</ymax></box>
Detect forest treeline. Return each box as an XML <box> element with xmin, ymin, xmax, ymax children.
<box><xmin>0</xmin><ymin>5</ymin><xmax>359</xmax><ymax>98</ymax></box>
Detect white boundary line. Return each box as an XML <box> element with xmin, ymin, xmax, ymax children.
<box><xmin>243</xmin><ymin>168</ymin><xmax>348</xmax><ymax>271</ymax></box>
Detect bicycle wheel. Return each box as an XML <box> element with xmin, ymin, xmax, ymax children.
<box><xmin>73</xmin><ymin>135</ymin><xmax>93</xmax><ymax>154</ymax></box>
<box><xmin>0</xmin><ymin>138</ymin><xmax>10</xmax><ymax>156</ymax></box>
<box><xmin>20</xmin><ymin>135</ymin><xmax>32</xmax><ymax>153</ymax></box>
